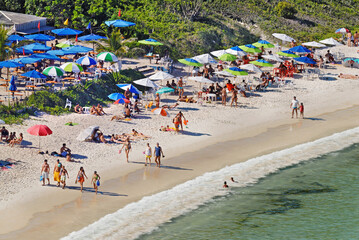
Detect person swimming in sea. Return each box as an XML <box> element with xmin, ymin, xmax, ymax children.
<box><xmin>231</xmin><ymin>177</ymin><xmax>237</xmax><ymax>183</ymax></box>
<box><xmin>223</xmin><ymin>181</ymin><xmax>229</xmax><ymax>188</ymax></box>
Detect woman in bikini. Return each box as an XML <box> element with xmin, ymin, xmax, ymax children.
<box><xmin>76</xmin><ymin>167</ymin><xmax>88</xmax><ymax>192</ymax></box>
<box><xmin>145</xmin><ymin>143</ymin><xmax>152</xmax><ymax>166</ymax></box>
<box><xmin>9</xmin><ymin>133</ymin><xmax>23</xmax><ymax>147</ymax></box>
<box><xmin>120</xmin><ymin>137</ymin><xmax>131</xmax><ymax>163</ymax></box>
<box><xmin>91</xmin><ymin>171</ymin><xmax>101</xmax><ymax>194</ymax></box>
<box><xmin>173</xmin><ymin>116</ymin><xmax>180</xmax><ymax>133</ymax></box>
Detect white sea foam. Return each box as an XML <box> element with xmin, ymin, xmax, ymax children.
<box><xmin>62</xmin><ymin>126</ymin><xmax>359</xmax><ymax>240</ymax></box>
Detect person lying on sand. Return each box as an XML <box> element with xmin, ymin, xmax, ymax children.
<box><xmin>74</xmin><ymin>104</ymin><xmax>83</xmax><ymax>114</ymax></box>
<box><xmin>98</xmin><ymin>132</ymin><xmax>107</xmax><ymax>143</ymax></box>
<box><xmin>110</xmin><ymin>134</ymin><xmax>126</xmax><ymax>143</ymax></box>
<box><xmin>160</xmin><ymin>125</ymin><xmax>172</xmax><ymax>131</ymax></box>
<box><xmin>9</xmin><ymin>133</ymin><xmax>23</xmax><ymax>147</ymax></box>
<box><xmin>131</xmin><ymin>129</ymin><xmax>151</xmax><ymax>139</ymax></box>
<box><xmin>338</xmin><ymin>73</ymin><xmax>359</xmax><ymax>79</ymax></box>
<box><xmin>177</xmin><ymin>96</ymin><xmax>196</xmax><ymax>103</ymax></box>
<box><xmin>162</xmin><ymin>103</ymin><xmax>179</xmax><ymax>109</ymax></box>
<box><xmin>111</xmin><ymin>108</ymin><xmax>132</xmax><ymax>121</ymax></box>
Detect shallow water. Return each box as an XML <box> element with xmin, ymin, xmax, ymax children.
<box><xmin>139</xmin><ymin>144</ymin><xmax>359</xmax><ymax>240</ymax></box>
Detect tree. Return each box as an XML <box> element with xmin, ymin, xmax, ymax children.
<box><xmin>274</xmin><ymin>2</ymin><xmax>297</xmax><ymax>19</ymax></box>
<box><xmin>0</xmin><ymin>26</ymin><xmax>11</xmax><ymax>61</ymax></box>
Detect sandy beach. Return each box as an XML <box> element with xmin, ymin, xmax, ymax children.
<box><xmin>1</xmin><ymin>44</ymin><xmax>359</xmax><ymax>239</ymax></box>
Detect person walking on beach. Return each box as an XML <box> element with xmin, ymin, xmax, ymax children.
<box><xmin>173</xmin><ymin>115</ymin><xmax>180</xmax><ymax>133</ymax></box>
<box><xmin>145</xmin><ymin>143</ymin><xmax>152</xmax><ymax>166</ymax></box>
<box><xmin>221</xmin><ymin>86</ymin><xmax>227</xmax><ymax>106</ymax></box>
<box><xmin>120</xmin><ymin>137</ymin><xmax>131</xmax><ymax>163</ymax></box>
<box><xmin>91</xmin><ymin>171</ymin><xmax>101</xmax><ymax>194</ymax></box>
<box><xmin>41</xmin><ymin>159</ymin><xmax>50</xmax><ymax>186</ymax></box>
<box><xmin>290</xmin><ymin>96</ymin><xmax>299</xmax><ymax>118</ymax></box>
<box><xmin>176</xmin><ymin>111</ymin><xmax>187</xmax><ymax>131</ymax></box>
<box><xmin>76</xmin><ymin>167</ymin><xmax>88</xmax><ymax>192</ymax></box>
<box><xmin>53</xmin><ymin>159</ymin><xmax>62</xmax><ymax>187</ymax></box>
<box><xmin>154</xmin><ymin>143</ymin><xmax>165</xmax><ymax>168</ymax></box>
<box><xmin>60</xmin><ymin>166</ymin><xmax>69</xmax><ymax>189</ymax></box>
<box><xmin>231</xmin><ymin>88</ymin><xmax>238</xmax><ymax>107</ymax></box>
<box><xmin>299</xmin><ymin>103</ymin><xmax>304</xmax><ymax>119</ymax></box>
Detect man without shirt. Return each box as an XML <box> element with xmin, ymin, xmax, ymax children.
<box><xmin>290</xmin><ymin>96</ymin><xmax>299</xmax><ymax>118</ymax></box>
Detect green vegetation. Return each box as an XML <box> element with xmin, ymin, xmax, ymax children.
<box><xmin>274</xmin><ymin>2</ymin><xmax>298</xmax><ymax>19</ymax></box>
<box><xmin>0</xmin><ymin>69</ymin><xmax>144</xmax><ymax>124</ymax></box>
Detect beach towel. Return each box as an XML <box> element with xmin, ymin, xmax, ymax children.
<box><xmin>54</xmin><ymin>171</ymin><xmax>60</xmax><ymax>182</ymax></box>
<box><xmin>65</xmin><ymin>122</ymin><xmax>79</xmax><ymax>126</ymax></box>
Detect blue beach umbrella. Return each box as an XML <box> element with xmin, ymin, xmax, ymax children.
<box><xmin>12</xmin><ymin>57</ymin><xmax>42</xmax><ymax>64</ymax></box>
<box><xmin>224</xmin><ymin>67</ymin><xmax>249</xmax><ymax>76</ymax></box>
<box><xmin>0</xmin><ymin>61</ymin><xmax>24</xmax><ymax>68</ymax></box>
<box><xmin>8</xmin><ymin>34</ymin><xmax>25</xmax><ymax>42</ymax></box>
<box><xmin>116</xmin><ymin>84</ymin><xmax>141</xmax><ymax>95</ymax></box>
<box><xmin>22</xmin><ymin>43</ymin><xmax>51</xmax><ymax>51</ymax></box>
<box><xmin>63</xmin><ymin>45</ymin><xmax>93</xmax><ymax>53</ymax></box>
<box><xmin>294</xmin><ymin>56</ymin><xmax>317</xmax><ymax>65</ymax></box>
<box><xmin>156</xmin><ymin>87</ymin><xmax>174</xmax><ymax>95</ymax></box>
<box><xmin>9</xmin><ymin>76</ymin><xmax>17</xmax><ymax>92</ymax></box>
<box><xmin>108</xmin><ymin>93</ymin><xmax>126</xmax><ymax>101</ymax></box>
<box><xmin>46</xmin><ymin>50</ymin><xmax>75</xmax><ymax>56</ymax></box>
<box><xmin>105</xmin><ymin>19</ymin><xmax>136</xmax><ymax>28</ymax></box>
<box><xmin>289</xmin><ymin>45</ymin><xmax>312</xmax><ymax>53</ymax></box>
<box><xmin>31</xmin><ymin>53</ymin><xmax>61</xmax><ymax>61</ymax></box>
<box><xmin>51</xmin><ymin>28</ymin><xmax>83</xmax><ymax>36</ymax></box>
<box><xmin>24</xmin><ymin>34</ymin><xmax>55</xmax><ymax>42</ymax></box>
<box><xmin>76</xmin><ymin>56</ymin><xmax>97</xmax><ymax>66</ymax></box>
<box><xmin>21</xmin><ymin>70</ymin><xmax>47</xmax><ymax>79</ymax></box>
<box><xmin>15</xmin><ymin>48</ymin><xmax>33</xmax><ymax>55</ymax></box>
<box><xmin>78</xmin><ymin>34</ymin><xmax>107</xmax><ymax>41</ymax></box>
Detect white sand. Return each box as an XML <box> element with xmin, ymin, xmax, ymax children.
<box><xmin>0</xmin><ymin>45</ymin><xmax>359</xmax><ymax>230</ymax></box>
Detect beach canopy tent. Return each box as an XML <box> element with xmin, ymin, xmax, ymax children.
<box><xmin>250</xmin><ymin>59</ymin><xmax>274</xmax><ymax>67</ymax></box>
<box><xmin>192</xmin><ymin>54</ymin><xmax>217</xmax><ymax>64</ymax></box>
<box><xmin>117</xmin><ymin>84</ymin><xmax>141</xmax><ymax>95</ymax></box>
<box><xmin>277</xmin><ymin>50</ymin><xmax>299</xmax><ymax>58</ymax></box>
<box><xmin>105</xmin><ymin>19</ymin><xmax>136</xmax><ymax>27</ymax></box>
<box><xmin>52</xmin><ymin>28</ymin><xmax>83</xmax><ymax>36</ymax></box>
<box><xmin>188</xmin><ymin>76</ymin><xmax>214</xmax><ymax>84</ymax></box>
<box><xmin>210</xmin><ymin>49</ymin><xmax>227</xmax><ymax>58</ymax></box>
<box><xmin>78</xmin><ymin>34</ymin><xmax>107</xmax><ymax>41</ymax></box>
<box><xmin>97</xmin><ymin>52</ymin><xmax>118</xmax><ymax>62</ymax></box>
<box><xmin>272</xmin><ymin>33</ymin><xmax>295</xmax><ymax>42</ymax></box>
<box><xmin>239</xmin><ymin>44</ymin><xmax>261</xmax><ymax>53</ymax></box>
<box><xmin>77</xmin><ymin>126</ymin><xmax>99</xmax><ymax>142</ymax></box>
<box><xmin>262</xmin><ymin>54</ymin><xmax>284</xmax><ymax>62</ymax></box>
<box><xmin>178</xmin><ymin>58</ymin><xmax>203</xmax><ymax>67</ymax></box>
<box><xmin>31</xmin><ymin>53</ymin><xmax>61</xmax><ymax>61</ymax></box>
<box><xmin>21</xmin><ymin>70</ymin><xmax>47</xmax><ymax>79</ymax></box>
<box><xmin>8</xmin><ymin>34</ymin><xmax>25</xmax><ymax>42</ymax></box>
<box><xmin>12</xmin><ymin>57</ymin><xmax>42</xmax><ymax>64</ymax></box>
<box><xmin>240</xmin><ymin>64</ymin><xmax>262</xmax><ymax>73</ymax></box>
<box><xmin>224</xmin><ymin>67</ymin><xmax>248</xmax><ymax>76</ymax></box>
<box><xmin>302</xmin><ymin>41</ymin><xmax>326</xmax><ymax>48</ymax></box>
<box><xmin>76</xmin><ymin>56</ymin><xmax>97</xmax><ymax>66</ymax></box>
<box><xmin>21</xmin><ymin>43</ymin><xmax>51</xmax><ymax>51</ymax></box>
<box><xmin>319</xmin><ymin>37</ymin><xmax>343</xmax><ymax>46</ymax></box>
<box><xmin>60</xmin><ymin>62</ymin><xmax>83</xmax><ymax>73</ymax></box>
<box><xmin>138</xmin><ymin>38</ymin><xmax>163</xmax><ymax>46</ymax></box>
<box><xmin>252</xmin><ymin>40</ymin><xmax>275</xmax><ymax>49</ymax></box>
<box><xmin>343</xmin><ymin>58</ymin><xmax>359</xmax><ymax>68</ymax></box>
<box><xmin>225</xmin><ymin>46</ymin><xmax>246</xmax><ymax>56</ymax></box>
<box><xmin>218</xmin><ymin>53</ymin><xmax>237</xmax><ymax>61</ymax></box>
<box><xmin>289</xmin><ymin>45</ymin><xmax>311</xmax><ymax>53</ymax></box>
<box><xmin>133</xmin><ymin>78</ymin><xmax>159</xmax><ymax>89</ymax></box>
<box><xmin>294</xmin><ymin>56</ymin><xmax>317</xmax><ymax>65</ymax></box>
<box><xmin>148</xmin><ymin>71</ymin><xmax>174</xmax><ymax>81</ymax></box>
<box><xmin>63</xmin><ymin>45</ymin><xmax>93</xmax><ymax>54</ymax></box>
<box><xmin>156</xmin><ymin>87</ymin><xmax>174</xmax><ymax>95</ymax></box>
<box><xmin>108</xmin><ymin>93</ymin><xmax>126</xmax><ymax>100</ymax></box>
<box><xmin>24</xmin><ymin>34</ymin><xmax>55</xmax><ymax>41</ymax></box>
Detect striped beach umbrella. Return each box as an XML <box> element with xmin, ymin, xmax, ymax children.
<box><xmin>277</xmin><ymin>50</ymin><xmax>299</xmax><ymax>58</ymax></box>
<box><xmin>151</xmin><ymin>108</ymin><xmax>170</xmax><ymax>117</ymax></box>
<box><xmin>239</xmin><ymin>44</ymin><xmax>261</xmax><ymax>53</ymax></box>
<box><xmin>178</xmin><ymin>58</ymin><xmax>203</xmax><ymax>67</ymax></box>
<box><xmin>253</xmin><ymin>40</ymin><xmax>275</xmax><ymax>49</ymax></box>
<box><xmin>43</xmin><ymin>66</ymin><xmax>65</xmax><ymax>77</ymax></box>
<box><xmin>224</xmin><ymin>67</ymin><xmax>248</xmax><ymax>76</ymax></box>
<box><xmin>250</xmin><ymin>59</ymin><xmax>274</xmax><ymax>67</ymax></box>
<box><xmin>60</xmin><ymin>62</ymin><xmax>83</xmax><ymax>73</ymax></box>
<box><xmin>218</xmin><ymin>53</ymin><xmax>237</xmax><ymax>61</ymax></box>
<box><xmin>97</xmin><ymin>52</ymin><xmax>118</xmax><ymax>62</ymax></box>
<box><xmin>76</xmin><ymin>56</ymin><xmax>97</xmax><ymax>66</ymax></box>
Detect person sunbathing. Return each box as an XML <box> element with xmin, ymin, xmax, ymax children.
<box><xmin>131</xmin><ymin>129</ymin><xmax>151</xmax><ymax>139</ymax></box>
<box><xmin>160</xmin><ymin>125</ymin><xmax>172</xmax><ymax>131</ymax></box>
<box><xmin>9</xmin><ymin>133</ymin><xmax>23</xmax><ymax>147</ymax></box>
<box><xmin>110</xmin><ymin>134</ymin><xmax>125</xmax><ymax>143</ymax></box>
<box><xmin>111</xmin><ymin>108</ymin><xmax>132</xmax><ymax>121</ymax></box>
<box><xmin>96</xmin><ymin>104</ymin><xmax>105</xmax><ymax>115</ymax></box>
<box><xmin>90</xmin><ymin>105</ymin><xmax>100</xmax><ymax>115</ymax></box>
<box><xmin>74</xmin><ymin>104</ymin><xmax>84</xmax><ymax>114</ymax></box>
<box><xmin>177</xmin><ymin>96</ymin><xmax>197</xmax><ymax>103</ymax></box>
<box><xmin>162</xmin><ymin>103</ymin><xmax>179</xmax><ymax>109</ymax></box>
<box><xmin>60</xmin><ymin>143</ymin><xmax>72</xmax><ymax>162</ymax></box>
<box><xmin>98</xmin><ymin>132</ymin><xmax>107</xmax><ymax>143</ymax></box>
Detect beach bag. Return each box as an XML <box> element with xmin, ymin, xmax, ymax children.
<box><xmin>40</xmin><ymin>175</ymin><xmax>43</xmax><ymax>181</ymax></box>
<box><xmin>96</xmin><ymin>180</ymin><xmax>100</xmax><ymax>187</ymax></box>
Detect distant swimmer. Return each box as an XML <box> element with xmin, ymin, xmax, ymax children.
<box><xmin>231</xmin><ymin>177</ymin><xmax>237</xmax><ymax>183</ymax></box>
<box><xmin>223</xmin><ymin>181</ymin><xmax>229</xmax><ymax>188</ymax></box>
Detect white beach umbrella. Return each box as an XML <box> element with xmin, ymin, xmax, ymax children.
<box><xmin>302</xmin><ymin>41</ymin><xmax>326</xmax><ymax>48</ymax></box>
<box><xmin>240</xmin><ymin>64</ymin><xmax>262</xmax><ymax>73</ymax></box>
<box><xmin>319</xmin><ymin>37</ymin><xmax>343</xmax><ymax>46</ymax></box>
<box><xmin>188</xmin><ymin>76</ymin><xmax>214</xmax><ymax>84</ymax></box>
<box><xmin>133</xmin><ymin>78</ymin><xmax>159</xmax><ymax>88</ymax></box>
<box><xmin>148</xmin><ymin>71</ymin><xmax>174</xmax><ymax>80</ymax></box>
<box><xmin>272</xmin><ymin>33</ymin><xmax>295</xmax><ymax>42</ymax></box>
<box><xmin>0</xmin><ymin>119</ymin><xmax>5</xmax><ymax>124</ymax></box>
<box><xmin>210</xmin><ymin>49</ymin><xmax>227</xmax><ymax>58</ymax></box>
<box><xmin>77</xmin><ymin>126</ymin><xmax>99</xmax><ymax>141</ymax></box>
<box><xmin>262</xmin><ymin>54</ymin><xmax>284</xmax><ymax>62</ymax></box>
<box><xmin>192</xmin><ymin>54</ymin><xmax>217</xmax><ymax>64</ymax></box>
<box><xmin>225</xmin><ymin>48</ymin><xmax>246</xmax><ymax>57</ymax></box>
<box><xmin>213</xmin><ymin>71</ymin><xmax>235</xmax><ymax>77</ymax></box>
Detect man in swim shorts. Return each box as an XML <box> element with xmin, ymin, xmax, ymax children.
<box><xmin>290</xmin><ymin>96</ymin><xmax>299</xmax><ymax>118</ymax></box>
<box><xmin>60</xmin><ymin>143</ymin><xmax>72</xmax><ymax>162</ymax></box>
<box><xmin>60</xmin><ymin>165</ymin><xmax>69</xmax><ymax>189</ymax></box>
<box><xmin>41</xmin><ymin>159</ymin><xmax>50</xmax><ymax>186</ymax></box>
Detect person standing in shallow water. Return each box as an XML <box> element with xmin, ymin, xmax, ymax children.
<box><xmin>76</xmin><ymin>167</ymin><xmax>88</xmax><ymax>192</ymax></box>
<box><xmin>91</xmin><ymin>171</ymin><xmax>101</xmax><ymax>194</ymax></box>
<box><xmin>41</xmin><ymin>159</ymin><xmax>50</xmax><ymax>186</ymax></box>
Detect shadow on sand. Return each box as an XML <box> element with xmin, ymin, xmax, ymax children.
<box><xmin>46</xmin><ymin>184</ymin><xmax>127</xmax><ymax>197</ymax></box>
<box><xmin>131</xmin><ymin>161</ymin><xmax>193</xmax><ymax>171</ymax></box>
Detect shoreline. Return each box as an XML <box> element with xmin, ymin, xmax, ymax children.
<box><xmin>2</xmin><ymin>104</ymin><xmax>359</xmax><ymax>239</ymax></box>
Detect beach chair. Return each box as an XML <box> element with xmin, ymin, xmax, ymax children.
<box><xmin>65</xmin><ymin>98</ymin><xmax>72</xmax><ymax>110</ymax></box>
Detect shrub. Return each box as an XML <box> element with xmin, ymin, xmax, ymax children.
<box><xmin>274</xmin><ymin>2</ymin><xmax>297</xmax><ymax>19</ymax></box>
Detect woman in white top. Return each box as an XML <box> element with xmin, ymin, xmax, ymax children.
<box><xmin>145</xmin><ymin>143</ymin><xmax>152</xmax><ymax>166</ymax></box>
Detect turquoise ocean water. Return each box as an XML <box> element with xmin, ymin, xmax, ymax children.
<box><xmin>139</xmin><ymin>144</ymin><xmax>359</xmax><ymax>240</ymax></box>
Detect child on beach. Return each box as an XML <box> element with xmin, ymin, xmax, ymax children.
<box><xmin>91</xmin><ymin>171</ymin><xmax>101</xmax><ymax>194</ymax></box>
<box><xmin>299</xmin><ymin>103</ymin><xmax>304</xmax><ymax>119</ymax></box>
<box><xmin>145</xmin><ymin>143</ymin><xmax>152</xmax><ymax>166</ymax></box>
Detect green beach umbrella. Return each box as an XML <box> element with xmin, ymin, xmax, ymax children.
<box><xmin>56</xmin><ymin>40</ymin><xmax>73</xmax><ymax>48</ymax></box>
<box><xmin>224</xmin><ymin>67</ymin><xmax>248</xmax><ymax>76</ymax></box>
<box><xmin>156</xmin><ymin>87</ymin><xmax>175</xmax><ymax>94</ymax></box>
<box><xmin>250</xmin><ymin>59</ymin><xmax>274</xmax><ymax>67</ymax></box>
<box><xmin>253</xmin><ymin>40</ymin><xmax>275</xmax><ymax>49</ymax></box>
<box><xmin>97</xmin><ymin>52</ymin><xmax>119</xmax><ymax>62</ymax></box>
<box><xmin>60</xmin><ymin>62</ymin><xmax>83</xmax><ymax>73</ymax></box>
<box><xmin>277</xmin><ymin>50</ymin><xmax>299</xmax><ymax>58</ymax></box>
<box><xmin>178</xmin><ymin>58</ymin><xmax>203</xmax><ymax>67</ymax></box>
<box><xmin>218</xmin><ymin>53</ymin><xmax>237</xmax><ymax>61</ymax></box>
<box><xmin>239</xmin><ymin>44</ymin><xmax>261</xmax><ymax>53</ymax></box>
<box><xmin>138</xmin><ymin>38</ymin><xmax>163</xmax><ymax>46</ymax></box>
<box><xmin>43</xmin><ymin>66</ymin><xmax>65</xmax><ymax>77</ymax></box>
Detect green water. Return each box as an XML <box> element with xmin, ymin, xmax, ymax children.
<box><xmin>139</xmin><ymin>144</ymin><xmax>359</xmax><ymax>240</ymax></box>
